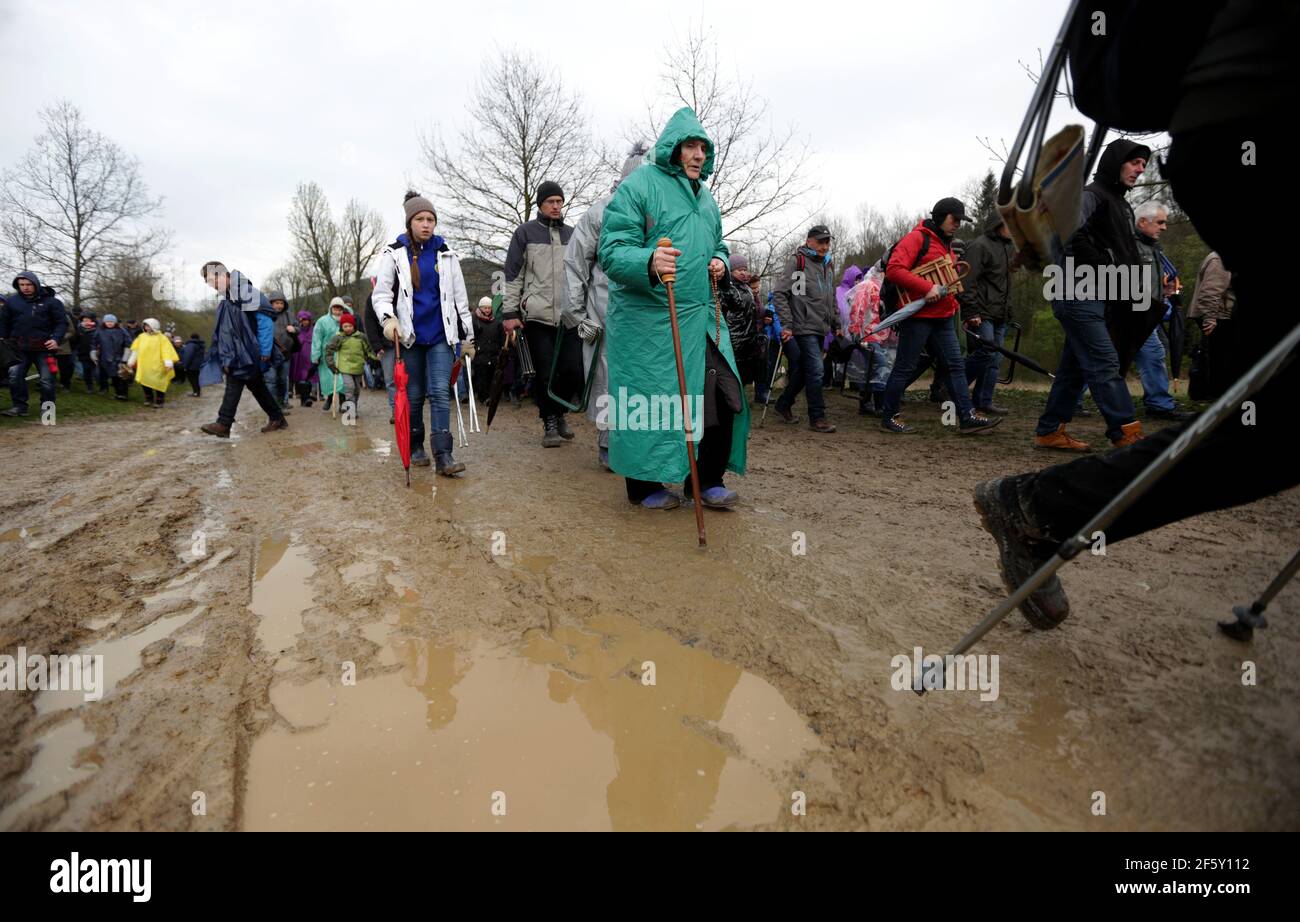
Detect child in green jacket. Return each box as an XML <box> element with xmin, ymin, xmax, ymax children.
<box><xmin>325</xmin><ymin>313</ymin><xmax>376</xmax><ymax>416</ymax></box>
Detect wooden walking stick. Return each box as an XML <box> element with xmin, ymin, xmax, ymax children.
<box><xmin>658</xmin><ymin>237</ymin><xmax>706</xmax><ymax>548</ymax></box>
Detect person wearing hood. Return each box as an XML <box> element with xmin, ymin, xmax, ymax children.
<box><xmin>1033</xmin><ymin>137</ymin><xmax>1152</xmax><ymax>451</ymax></box>
<box><xmin>877</xmin><ymin>199</ymin><xmax>1001</xmax><ymax>436</ymax></box>
<box><xmin>290</xmin><ymin>310</ymin><xmax>317</xmax><ymax>406</ymax></box>
<box><xmin>1</xmin><ymin>271</ymin><xmax>68</xmax><ymax>417</ymax></box>
<box><xmin>127</xmin><ymin>318</ymin><xmax>180</xmax><ymax>407</ymax></box>
<box><xmin>197</xmin><ymin>261</ymin><xmax>288</xmax><ymax>437</ymax></box>
<box><xmin>718</xmin><ymin>253</ymin><xmax>765</xmax><ymax>399</ymax></box>
<box><xmin>71</xmin><ymin>311</ymin><xmax>99</xmax><ymax>393</ymax></box>
<box><xmin>958</xmin><ymin>215</ymin><xmax>1019</xmax><ymax>416</ymax></box>
<box><xmin>312</xmin><ymin>298</ymin><xmax>349</xmax><ymax>411</ymax></box>
<box><xmin>264</xmin><ymin>290</ymin><xmax>299</xmax><ymax>412</ymax></box>
<box><xmin>92</xmin><ymin>313</ymin><xmax>132</xmax><ymax>400</ymax></box>
<box><xmin>561</xmin><ymin>140</ymin><xmax>650</xmax><ymax>469</ymax></box>
<box><xmin>772</xmin><ymin>225</ymin><xmax>840</xmax><ymax>432</ymax></box>
<box><xmin>371</xmin><ymin>191</ymin><xmax>475</xmax><ymax>476</ymax></box>
<box><xmin>324</xmin><ymin>311</ymin><xmax>375</xmax><ymax>417</ymax></box>
<box><xmin>179</xmin><ymin>333</ymin><xmax>206</xmax><ymax>396</ymax></box>
<box><xmin>502</xmin><ymin>180</ymin><xmax>580</xmax><ymax>448</ymax></box>
<box><xmin>599</xmin><ymin>106</ymin><xmax>750</xmax><ymax>510</ymax></box>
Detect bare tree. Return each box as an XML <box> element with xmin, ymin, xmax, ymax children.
<box><xmin>421</xmin><ymin>49</ymin><xmax>611</xmax><ymax>261</ymax></box>
<box><xmin>337</xmin><ymin>200</ymin><xmax>387</xmax><ymax>291</ymax></box>
<box><xmin>640</xmin><ymin>23</ymin><xmax>816</xmax><ymax>240</ymax></box>
<box><xmin>287</xmin><ymin>182</ymin><xmax>343</xmax><ymax>297</ymax></box>
<box><xmin>89</xmin><ymin>254</ymin><xmax>163</xmax><ymax>320</ymax></box>
<box><xmin>0</xmin><ymin>101</ymin><xmax>168</xmax><ymax>309</ymax></box>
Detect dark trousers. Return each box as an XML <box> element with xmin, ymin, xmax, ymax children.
<box><xmin>1026</xmin><ymin>119</ymin><xmax>1299</xmax><ymax>544</ymax></box>
<box><xmin>626</xmin><ymin>399</ymin><xmax>736</xmax><ymax>502</ymax></box>
<box><xmin>882</xmin><ymin>315</ymin><xmax>974</xmax><ymax>420</ymax></box>
<box><xmin>525</xmin><ymin>321</ymin><xmax>583</xmax><ymax>419</ymax></box>
<box><xmin>186</xmin><ymin>369</ymin><xmax>202</xmax><ymax>395</ymax></box>
<box><xmin>56</xmin><ymin>354</ymin><xmax>74</xmax><ymax>389</ymax></box>
<box><xmin>77</xmin><ymin>356</ymin><xmax>96</xmax><ymax>391</ymax></box>
<box><xmin>775</xmin><ymin>333</ymin><xmax>828</xmax><ymax>421</ymax></box>
<box><xmin>217</xmin><ymin>371</ymin><xmax>284</xmax><ymax>427</ymax></box>
<box><xmin>142</xmin><ymin>386</ymin><xmax>164</xmax><ymax>405</ymax></box>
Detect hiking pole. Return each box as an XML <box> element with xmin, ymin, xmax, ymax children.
<box><xmin>464</xmin><ymin>356</ymin><xmax>481</xmax><ymax>433</ymax></box>
<box><xmin>916</xmin><ymin>317</ymin><xmax>1300</xmax><ymax>695</ymax></box>
<box><xmin>1219</xmin><ymin>546</ymin><xmax>1300</xmax><ymax>641</ymax></box>
<box><xmin>453</xmin><ymin>378</ymin><xmax>468</xmax><ymax>448</ymax></box>
<box><xmin>331</xmin><ymin>367</ymin><xmax>339</xmax><ymax>420</ymax></box>
<box><xmin>658</xmin><ymin>237</ymin><xmax>706</xmax><ymax>548</ymax></box>
<box><xmin>759</xmin><ymin>340</ymin><xmax>784</xmax><ymax>427</ymax></box>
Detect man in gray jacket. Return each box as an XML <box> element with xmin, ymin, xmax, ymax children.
<box><xmin>772</xmin><ymin>225</ymin><xmax>838</xmax><ymax>432</ymax></box>
<box><xmin>502</xmin><ymin>181</ymin><xmax>580</xmax><ymax>448</ymax></box>
<box><xmin>959</xmin><ymin>216</ymin><xmax>1017</xmax><ymax>416</ymax></box>
<box><xmin>561</xmin><ymin>143</ymin><xmax>650</xmax><ymax>470</ymax></box>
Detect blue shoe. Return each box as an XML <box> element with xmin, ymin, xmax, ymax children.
<box><xmin>699</xmin><ymin>486</ymin><xmax>739</xmax><ymax>508</ymax></box>
<box><xmin>639</xmin><ymin>489</ymin><xmax>681</xmax><ymax>510</ymax></box>
<box><xmin>598</xmin><ymin>446</ymin><xmax>611</xmax><ymax>471</ymax></box>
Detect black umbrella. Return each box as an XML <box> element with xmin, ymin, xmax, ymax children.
<box><xmin>1167</xmin><ymin>299</ymin><xmax>1186</xmax><ymax>382</ymax></box>
<box><xmin>964</xmin><ymin>329</ymin><xmax>1055</xmax><ymax>378</ymax></box>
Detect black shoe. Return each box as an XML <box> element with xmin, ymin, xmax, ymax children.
<box><xmin>2</xmin><ymin>407</ymin><xmax>27</xmax><ymax>418</ymax></box>
<box><xmin>1146</xmin><ymin>407</ymin><xmax>1196</xmax><ymax>421</ymax></box>
<box><xmin>542</xmin><ymin>417</ymin><xmax>562</xmax><ymax>448</ymax></box>
<box><xmin>411</xmin><ymin>446</ymin><xmax>431</xmax><ymax>467</ymax></box>
<box><xmin>434</xmin><ymin>430</ymin><xmax>465</xmax><ymax>476</ymax></box>
<box><xmin>880</xmin><ymin>415</ymin><xmax>914</xmax><ymax>434</ymax></box>
<box><xmin>959</xmin><ymin>412</ymin><xmax>1002</xmax><ymax>435</ymax></box>
<box><xmin>973</xmin><ymin>477</ymin><xmax>1070</xmax><ymax>629</ymax></box>
<box><xmin>977</xmin><ymin>403</ymin><xmax>1009</xmax><ymax>416</ymax></box>
<box><xmin>556</xmin><ymin>415</ymin><xmax>575</xmax><ymax>440</ymax></box>
<box><xmin>322</xmin><ymin>395</ymin><xmax>333</xmax><ymax>411</ymax></box>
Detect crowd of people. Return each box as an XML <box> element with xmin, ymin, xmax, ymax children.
<box><xmin>2</xmin><ymin>2</ymin><xmax>1293</xmax><ymax>631</ymax></box>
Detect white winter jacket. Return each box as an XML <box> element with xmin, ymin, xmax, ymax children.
<box><xmin>371</xmin><ymin>239</ymin><xmax>474</xmax><ymax>349</ymax></box>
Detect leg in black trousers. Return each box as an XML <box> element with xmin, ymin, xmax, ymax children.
<box><xmin>525</xmin><ymin>321</ymin><xmax>583</xmax><ymax>419</ymax></box>
<box><xmin>217</xmin><ymin>372</ymin><xmax>285</xmax><ymax>427</ymax></box>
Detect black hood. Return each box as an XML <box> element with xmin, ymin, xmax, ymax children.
<box><xmin>1095</xmin><ymin>138</ymin><xmax>1152</xmax><ymax>192</ymax></box>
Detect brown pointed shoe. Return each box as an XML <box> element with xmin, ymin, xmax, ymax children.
<box><xmin>1035</xmin><ymin>424</ymin><xmax>1091</xmax><ymax>452</ymax></box>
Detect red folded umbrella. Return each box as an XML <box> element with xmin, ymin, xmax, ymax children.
<box><xmin>392</xmin><ymin>339</ymin><xmax>412</xmax><ymax>487</ymax></box>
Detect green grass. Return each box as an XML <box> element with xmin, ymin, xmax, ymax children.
<box><xmin>0</xmin><ymin>382</ymin><xmax>147</xmax><ymax>427</ymax></box>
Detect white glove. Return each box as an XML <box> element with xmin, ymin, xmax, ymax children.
<box><xmin>578</xmin><ymin>318</ymin><xmax>602</xmax><ymax>343</ymax></box>
<box><xmin>461</xmin><ymin>341</ymin><xmax>476</xmax><ymax>360</ymax></box>
<box><xmin>90</xmin><ymin>350</ymin><xmax>99</xmax><ymax>363</ymax></box>
<box><xmin>382</xmin><ymin>318</ymin><xmax>399</xmax><ymax>343</ymax></box>
<box><xmin>164</xmin><ymin>360</ymin><xmax>174</xmax><ymax>370</ymax></box>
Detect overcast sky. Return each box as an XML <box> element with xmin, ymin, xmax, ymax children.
<box><xmin>1</xmin><ymin>0</ymin><xmax>1075</xmax><ymax>305</ymax></box>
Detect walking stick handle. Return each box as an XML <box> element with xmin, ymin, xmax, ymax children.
<box><xmin>656</xmin><ymin>238</ymin><xmax>676</xmax><ymax>285</ymax></box>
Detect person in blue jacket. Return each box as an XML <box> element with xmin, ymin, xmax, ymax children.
<box><xmin>178</xmin><ymin>333</ymin><xmax>206</xmax><ymax>396</ymax></box>
<box><xmin>754</xmin><ymin>292</ymin><xmax>784</xmax><ymax>405</ymax></box>
<box><xmin>93</xmin><ymin>313</ymin><xmax>133</xmax><ymax>399</ymax></box>
<box><xmin>197</xmin><ymin>261</ymin><xmax>287</xmax><ymax>438</ymax></box>
<box><xmin>1</xmin><ymin>271</ymin><xmax>68</xmax><ymax>417</ymax></box>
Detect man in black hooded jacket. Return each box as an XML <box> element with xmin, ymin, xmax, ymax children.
<box><xmin>1</xmin><ymin>271</ymin><xmax>68</xmax><ymax>417</ymax></box>
<box><xmin>975</xmin><ymin>0</ymin><xmax>1300</xmax><ymax>631</ymax></box>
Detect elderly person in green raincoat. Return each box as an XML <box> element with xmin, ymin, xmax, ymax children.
<box><xmin>599</xmin><ymin>107</ymin><xmax>750</xmax><ymax>510</ymax></box>
<box><xmin>311</xmin><ymin>297</ymin><xmax>348</xmax><ymax>411</ymax></box>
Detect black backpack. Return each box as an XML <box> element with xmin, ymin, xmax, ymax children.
<box><xmin>878</xmin><ymin>231</ymin><xmax>933</xmax><ymax>318</ymax></box>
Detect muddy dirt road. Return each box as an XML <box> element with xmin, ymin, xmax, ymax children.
<box><xmin>2</xmin><ymin>385</ymin><xmax>1297</xmax><ymax>831</ymax></box>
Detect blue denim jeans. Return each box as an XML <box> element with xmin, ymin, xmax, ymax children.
<box><xmin>263</xmin><ymin>361</ymin><xmax>290</xmax><ymax>406</ymax></box>
<box><xmin>1036</xmin><ymin>299</ymin><xmax>1136</xmax><ymax>441</ymax></box>
<box><xmin>775</xmin><ymin>333</ymin><xmax>827</xmax><ymax>421</ymax></box>
<box><xmin>380</xmin><ymin>348</ymin><xmax>396</xmax><ymax>410</ymax></box>
<box><xmin>881</xmin><ymin>316</ymin><xmax>973</xmax><ymax>420</ymax></box>
<box><xmin>868</xmin><ymin>340</ymin><xmax>896</xmax><ymax>390</ymax></box>
<box><xmin>7</xmin><ymin>351</ymin><xmax>58</xmax><ymax>412</ymax></box>
<box><xmin>1135</xmin><ymin>327</ymin><xmax>1174</xmax><ymax>411</ymax></box>
<box><xmin>964</xmin><ymin>319</ymin><xmax>1007</xmax><ymax>408</ymax></box>
<box><xmin>402</xmin><ymin>339</ymin><xmax>454</xmax><ymax>449</ymax></box>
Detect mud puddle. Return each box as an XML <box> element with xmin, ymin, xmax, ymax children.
<box><xmin>0</xmin><ymin>718</ymin><xmax>98</xmax><ymax>829</ymax></box>
<box><xmin>251</xmin><ymin>533</ymin><xmax>316</xmax><ymax>656</ymax></box>
<box><xmin>245</xmin><ymin>613</ymin><xmax>818</xmax><ymax>831</ymax></box>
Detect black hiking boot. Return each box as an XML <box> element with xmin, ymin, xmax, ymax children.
<box><xmin>542</xmin><ymin>416</ymin><xmax>563</xmax><ymax>448</ymax></box>
<box><xmin>973</xmin><ymin>476</ymin><xmax>1070</xmax><ymax>629</ymax></box>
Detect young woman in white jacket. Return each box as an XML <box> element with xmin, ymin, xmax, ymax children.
<box><xmin>372</xmin><ymin>191</ymin><xmax>475</xmax><ymax>474</ymax></box>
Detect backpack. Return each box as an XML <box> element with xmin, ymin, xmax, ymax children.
<box><xmin>878</xmin><ymin>231</ymin><xmax>933</xmax><ymax>318</ymax></box>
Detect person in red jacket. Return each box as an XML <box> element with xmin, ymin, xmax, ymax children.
<box><xmin>877</xmin><ymin>198</ymin><xmax>1000</xmax><ymax>435</ymax></box>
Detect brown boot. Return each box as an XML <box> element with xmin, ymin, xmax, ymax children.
<box><xmin>1034</xmin><ymin>424</ymin><xmax>1090</xmax><ymax>452</ymax></box>
<box><xmin>1111</xmin><ymin>420</ymin><xmax>1144</xmax><ymax>447</ymax></box>
<box><xmin>200</xmin><ymin>422</ymin><xmax>231</xmax><ymax>438</ymax></box>
<box><xmin>261</xmin><ymin>418</ymin><xmax>288</xmax><ymax>433</ymax></box>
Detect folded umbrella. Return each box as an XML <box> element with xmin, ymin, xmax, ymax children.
<box><xmin>964</xmin><ymin>328</ymin><xmax>1055</xmax><ymax>379</ymax></box>
<box><xmin>392</xmin><ymin>339</ymin><xmax>412</xmax><ymax>487</ymax></box>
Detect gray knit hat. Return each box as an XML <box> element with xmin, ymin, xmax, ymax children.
<box><xmin>403</xmin><ymin>190</ymin><xmax>437</xmax><ymax>225</ymax></box>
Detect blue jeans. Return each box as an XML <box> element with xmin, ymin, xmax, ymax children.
<box><xmin>775</xmin><ymin>333</ymin><xmax>827</xmax><ymax>421</ymax></box>
<box><xmin>1036</xmin><ymin>299</ymin><xmax>1136</xmax><ymax>442</ymax></box>
<box><xmin>881</xmin><ymin>316</ymin><xmax>973</xmax><ymax>420</ymax></box>
<box><xmin>1135</xmin><ymin>327</ymin><xmax>1174</xmax><ymax>411</ymax></box>
<box><xmin>868</xmin><ymin>341</ymin><xmax>896</xmax><ymax>390</ymax></box>
<box><xmin>380</xmin><ymin>348</ymin><xmax>397</xmax><ymax>410</ymax></box>
<box><xmin>403</xmin><ymin>339</ymin><xmax>454</xmax><ymax>450</ymax></box>
<box><xmin>7</xmin><ymin>351</ymin><xmax>58</xmax><ymax>412</ymax></box>
<box><xmin>964</xmin><ymin>319</ymin><xmax>1007</xmax><ymax>408</ymax></box>
<box><xmin>264</xmin><ymin>361</ymin><xmax>290</xmax><ymax>406</ymax></box>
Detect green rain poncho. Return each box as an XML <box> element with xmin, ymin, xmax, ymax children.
<box><xmin>599</xmin><ymin>107</ymin><xmax>750</xmax><ymax>484</ymax></box>
<box><xmin>311</xmin><ymin>311</ymin><xmax>346</xmax><ymax>399</ymax></box>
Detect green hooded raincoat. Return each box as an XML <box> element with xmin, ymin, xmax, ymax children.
<box><xmin>599</xmin><ymin>107</ymin><xmax>750</xmax><ymax>484</ymax></box>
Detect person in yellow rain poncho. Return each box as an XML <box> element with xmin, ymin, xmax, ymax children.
<box><xmin>128</xmin><ymin>318</ymin><xmax>180</xmax><ymax>408</ymax></box>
